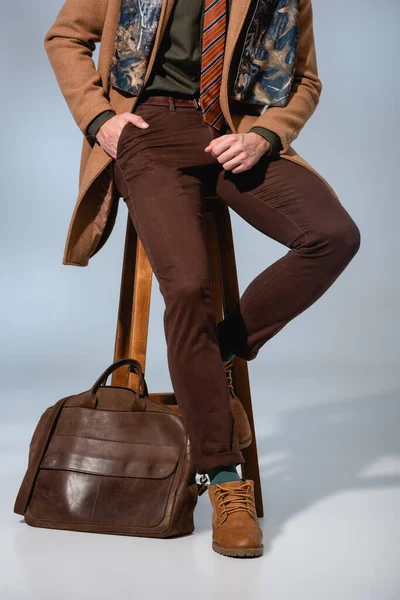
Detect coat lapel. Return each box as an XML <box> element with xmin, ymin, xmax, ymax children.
<box><xmin>225</xmin><ymin>0</ymin><xmax>253</xmax><ymax>61</ymax></box>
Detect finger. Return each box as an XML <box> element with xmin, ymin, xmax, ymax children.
<box><xmin>127</xmin><ymin>115</ymin><xmax>149</xmax><ymax>128</ymax></box>
<box><xmin>231</xmin><ymin>161</ymin><xmax>252</xmax><ymax>174</ymax></box>
<box><xmin>222</xmin><ymin>153</ymin><xmax>247</xmax><ymax>172</ymax></box>
<box><xmin>216</xmin><ymin>146</ymin><xmax>242</xmax><ymax>165</ymax></box>
<box><xmin>209</xmin><ymin>138</ymin><xmax>238</xmax><ymax>157</ymax></box>
<box><xmin>204</xmin><ymin>134</ymin><xmax>235</xmax><ymax>153</ymax></box>
<box><xmin>204</xmin><ymin>138</ymin><xmax>218</xmax><ymax>152</ymax></box>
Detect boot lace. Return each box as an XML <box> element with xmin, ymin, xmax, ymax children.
<box><xmin>223</xmin><ymin>360</ymin><xmax>235</xmax><ymax>395</ymax></box>
<box><xmin>215</xmin><ymin>481</ymin><xmax>256</xmax><ymax>520</ymax></box>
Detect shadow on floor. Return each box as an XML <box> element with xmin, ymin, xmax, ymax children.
<box><xmin>194</xmin><ymin>389</ymin><xmax>400</xmax><ymax>551</ymax></box>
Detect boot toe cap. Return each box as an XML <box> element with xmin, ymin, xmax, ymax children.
<box><xmin>214</xmin><ymin>522</ymin><xmax>263</xmax><ymax>550</ymax></box>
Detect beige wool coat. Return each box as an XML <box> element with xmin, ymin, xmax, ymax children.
<box><xmin>44</xmin><ymin>0</ymin><xmax>339</xmax><ymax>267</ymax></box>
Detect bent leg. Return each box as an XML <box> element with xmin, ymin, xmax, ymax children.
<box><xmin>215</xmin><ymin>155</ymin><xmax>361</xmax><ymax>361</ymax></box>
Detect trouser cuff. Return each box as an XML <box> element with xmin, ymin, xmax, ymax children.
<box><xmin>195</xmin><ymin>450</ymin><xmax>245</xmax><ymax>475</ymax></box>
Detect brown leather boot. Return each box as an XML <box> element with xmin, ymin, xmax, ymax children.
<box><xmin>207</xmin><ymin>479</ymin><xmax>263</xmax><ymax>557</ymax></box>
<box><xmin>223</xmin><ymin>359</ymin><xmax>252</xmax><ymax>449</ymax></box>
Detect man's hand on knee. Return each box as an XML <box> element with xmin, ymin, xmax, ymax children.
<box><xmin>204</xmin><ymin>132</ymin><xmax>270</xmax><ymax>174</ymax></box>
<box><xmin>96</xmin><ymin>112</ymin><xmax>149</xmax><ymax>159</ymax></box>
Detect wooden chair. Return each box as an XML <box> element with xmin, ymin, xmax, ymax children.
<box><xmin>111</xmin><ymin>195</ymin><xmax>264</xmax><ymax>517</ymax></box>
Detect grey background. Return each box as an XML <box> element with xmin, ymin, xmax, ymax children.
<box><xmin>1</xmin><ymin>1</ymin><xmax>399</xmax><ymax>599</ymax></box>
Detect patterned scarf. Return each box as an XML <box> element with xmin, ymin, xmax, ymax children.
<box><xmin>108</xmin><ymin>0</ymin><xmax>299</xmax><ymax>109</ymax></box>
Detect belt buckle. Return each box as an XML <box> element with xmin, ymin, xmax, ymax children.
<box><xmin>192</xmin><ymin>97</ymin><xmax>201</xmax><ymax>110</ymax></box>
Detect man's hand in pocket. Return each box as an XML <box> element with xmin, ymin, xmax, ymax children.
<box><xmin>96</xmin><ymin>112</ymin><xmax>149</xmax><ymax>159</ymax></box>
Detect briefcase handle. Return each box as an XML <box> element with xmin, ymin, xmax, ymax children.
<box><xmin>81</xmin><ymin>358</ymin><xmax>148</xmax><ymax>409</ymax></box>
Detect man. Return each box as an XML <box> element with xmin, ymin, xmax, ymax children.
<box><xmin>44</xmin><ymin>0</ymin><xmax>361</xmax><ymax>558</ymax></box>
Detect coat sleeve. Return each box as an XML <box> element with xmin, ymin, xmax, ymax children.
<box><xmin>246</xmin><ymin>0</ymin><xmax>322</xmax><ymax>154</ymax></box>
<box><xmin>43</xmin><ymin>0</ymin><xmax>114</xmax><ymax>135</ymax></box>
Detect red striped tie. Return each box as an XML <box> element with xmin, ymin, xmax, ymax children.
<box><xmin>199</xmin><ymin>0</ymin><xmax>227</xmax><ymax>131</ymax></box>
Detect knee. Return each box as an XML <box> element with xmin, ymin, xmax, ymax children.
<box><xmin>314</xmin><ymin>215</ymin><xmax>361</xmax><ymax>263</ymax></box>
<box><xmin>331</xmin><ymin>218</ymin><xmax>361</xmax><ymax>260</ymax></box>
<box><xmin>163</xmin><ymin>276</ymin><xmax>210</xmax><ymax>306</ymax></box>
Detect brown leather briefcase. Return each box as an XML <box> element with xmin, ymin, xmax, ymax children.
<box><xmin>14</xmin><ymin>358</ymin><xmax>208</xmax><ymax>537</ymax></box>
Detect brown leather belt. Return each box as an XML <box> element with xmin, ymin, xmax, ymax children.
<box><xmin>137</xmin><ymin>94</ymin><xmax>202</xmax><ymax>110</ymax></box>
<box><xmin>135</xmin><ymin>93</ymin><xmax>229</xmax><ymax>134</ymax></box>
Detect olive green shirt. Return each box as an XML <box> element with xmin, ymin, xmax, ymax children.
<box><xmin>87</xmin><ymin>0</ymin><xmax>283</xmax><ymax>156</ymax></box>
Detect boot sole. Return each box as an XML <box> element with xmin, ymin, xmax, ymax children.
<box><xmin>212</xmin><ymin>541</ymin><xmax>263</xmax><ymax>557</ymax></box>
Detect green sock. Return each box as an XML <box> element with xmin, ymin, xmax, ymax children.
<box><xmin>207</xmin><ymin>463</ymin><xmax>241</xmax><ymax>485</ymax></box>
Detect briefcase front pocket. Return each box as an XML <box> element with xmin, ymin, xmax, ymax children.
<box><xmin>25</xmin><ymin>432</ymin><xmax>182</xmax><ymax>534</ymax></box>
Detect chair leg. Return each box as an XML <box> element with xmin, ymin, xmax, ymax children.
<box><xmin>210</xmin><ymin>197</ymin><xmax>264</xmax><ymax>518</ymax></box>
<box><xmin>112</xmin><ymin>213</ymin><xmax>153</xmax><ymax>391</ymax></box>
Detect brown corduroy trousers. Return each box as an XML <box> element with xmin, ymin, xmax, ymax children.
<box><xmin>113</xmin><ymin>95</ymin><xmax>361</xmax><ymax>474</ymax></box>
